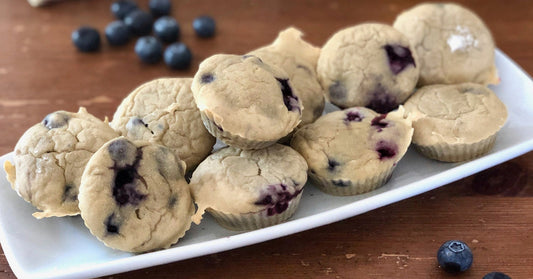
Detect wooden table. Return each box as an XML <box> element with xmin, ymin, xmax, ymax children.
<box><xmin>1</xmin><ymin>0</ymin><xmax>532</xmax><ymax>278</ymax></box>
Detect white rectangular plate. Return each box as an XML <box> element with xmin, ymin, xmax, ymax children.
<box><xmin>1</xmin><ymin>50</ymin><xmax>533</xmax><ymax>279</ymax></box>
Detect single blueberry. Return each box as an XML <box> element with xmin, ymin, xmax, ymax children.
<box><xmin>105</xmin><ymin>21</ymin><xmax>131</xmax><ymax>46</ymax></box>
<box><xmin>193</xmin><ymin>15</ymin><xmax>216</xmax><ymax>38</ymax></box>
<box><xmin>371</xmin><ymin>114</ymin><xmax>388</xmax><ymax>131</ymax></box>
<box><xmin>168</xmin><ymin>196</ymin><xmax>177</xmax><ymax>208</ymax></box>
<box><xmin>42</xmin><ymin>112</ymin><xmax>70</xmax><ymax>129</ymax></box>
<box><xmin>331</xmin><ymin>179</ymin><xmax>351</xmax><ymax>187</ymax></box>
<box><xmin>276</xmin><ymin>78</ymin><xmax>300</xmax><ymax>112</ymax></box>
<box><xmin>149</xmin><ymin>0</ymin><xmax>171</xmax><ymax>17</ymax></box>
<box><xmin>367</xmin><ymin>85</ymin><xmax>398</xmax><ymax>113</ymax></box>
<box><xmin>437</xmin><ymin>240</ymin><xmax>473</xmax><ymax>273</ymax></box>
<box><xmin>329</xmin><ymin>81</ymin><xmax>346</xmax><ymax>103</ymax></box>
<box><xmin>201</xmin><ymin>73</ymin><xmax>214</xmax><ymax>84</ymax></box>
<box><xmin>62</xmin><ymin>184</ymin><xmax>77</xmax><ymax>203</ymax></box>
<box><xmin>344</xmin><ymin>110</ymin><xmax>364</xmax><ymax>123</ymax></box>
<box><xmin>482</xmin><ymin>272</ymin><xmax>512</xmax><ymax>279</ymax></box>
<box><xmin>124</xmin><ymin>10</ymin><xmax>153</xmax><ymax>36</ymax></box>
<box><xmin>153</xmin><ymin>16</ymin><xmax>180</xmax><ymax>43</ymax></box>
<box><xmin>327</xmin><ymin>159</ymin><xmax>340</xmax><ymax>172</ymax></box>
<box><xmin>376</xmin><ymin>140</ymin><xmax>397</xmax><ymax>160</ymax></box>
<box><xmin>110</xmin><ymin>0</ymin><xmax>138</xmax><ymax>20</ymax></box>
<box><xmin>108</xmin><ymin>139</ymin><xmax>137</xmax><ymax>163</ymax></box>
<box><xmin>164</xmin><ymin>42</ymin><xmax>192</xmax><ymax>70</ymax></box>
<box><xmin>71</xmin><ymin>26</ymin><xmax>100</xmax><ymax>52</ymax></box>
<box><xmin>135</xmin><ymin>36</ymin><xmax>163</xmax><ymax>64</ymax></box>
<box><xmin>384</xmin><ymin>44</ymin><xmax>416</xmax><ymax>75</ymax></box>
<box><xmin>105</xmin><ymin>213</ymin><xmax>120</xmax><ymax>234</ymax></box>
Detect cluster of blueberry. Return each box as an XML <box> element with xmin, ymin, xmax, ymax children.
<box><xmin>437</xmin><ymin>240</ymin><xmax>511</xmax><ymax>278</ymax></box>
<box><xmin>70</xmin><ymin>0</ymin><xmax>216</xmax><ymax>70</ymax></box>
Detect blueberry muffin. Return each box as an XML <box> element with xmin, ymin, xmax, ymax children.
<box><xmin>191</xmin><ymin>54</ymin><xmax>302</xmax><ymax>149</ymax></box>
<box><xmin>291</xmin><ymin>106</ymin><xmax>413</xmax><ymax>196</ymax></box>
<box><xmin>3</xmin><ymin>107</ymin><xmax>119</xmax><ymax>218</ymax></box>
<box><xmin>189</xmin><ymin>144</ymin><xmax>308</xmax><ymax>230</ymax></box>
<box><xmin>393</xmin><ymin>3</ymin><xmax>498</xmax><ymax>86</ymax></box>
<box><xmin>317</xmin><ymin>23</ymin><xmax>419</xmax><ymax>113</ymax></box>
<box><xmin>403</xmin><ymin>83</ymin><xmax>507</xmax><ymax>162</ymax></box>
<box><xmin>78</xmin><ymin>138</ymin><xmax>194</xmax><ymax>253</ymax></box>
<box><xmin>110</xmin><ymin>78</ymin><xmax>215</xmax><ymax>172</ymax></box>
<box><xmin>248</xmin><ymin>27</ymin><xmax>325</xmax><ymax>127</ymax></box>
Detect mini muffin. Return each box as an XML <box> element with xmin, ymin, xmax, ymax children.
<box><xmin>291</xmin><ymin>106</ymin><xmax>413</xmax><ymax>196</ymax></box>
<box><xmin>403</xmin><ymin>83</ymin><xmax>507</xmax><ymax>162</ymax></box>
<box><xmin>248</xmin><ymin>27</ymin><xmax>325</xmax><ymax>127</ymax></box>
<box><xmin>190</xmin><ymin>144</ymin><xmax>308</xmax><ymax>230</ymax></box>
<box><xmin>191</xmin><ymin>54</ymin><xmax>303</xmax><ymax>150</ymax></box>
<box><xmin>78</xmin><ymin>138</ymin><xmax>194</xmax><ymax>253</ymax></box>
<box><xmin>3</xmin><ymin>107</ymin><xmax>119</xmax><ymax>218</ymax></box>
<box><xmin>317</xmin><ymin>23</ymin><xmax>419</xmax><ymax>113</ymax></box>
<box><xmin>393</xmin><ymin>2</ymin><xmax>498</xmax><ymax>86</ymax></box>
<box><xmin>110</xmin><ymin>78</ymin><xmax>215</xmax><ymax>172</ymax></box>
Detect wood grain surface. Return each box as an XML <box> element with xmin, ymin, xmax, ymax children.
<box><xmin>1</xmin><ymin>0</ymin><xmax>532</xmax><ymax>278</ymax></box>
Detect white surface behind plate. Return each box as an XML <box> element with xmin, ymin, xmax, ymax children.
<box><xmin>1</xmin><ymin>50</ymin><xmax>533</xmax><ymax>279</ymax></box>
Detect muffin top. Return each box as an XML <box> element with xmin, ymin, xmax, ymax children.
<box><xmin>404</xmin><ymin>83</ymin><xmax>507</xmax><ymax>146</ymax></box>
<box><xmin>191</xmin><ymin>54</ymin><xmax>302</xmax><ymax>143</ymax></box>
<box><xmin>393</xmin><ymin>2</ymin><xmax>498</xmax><ymax>86</ymax></box>
<box><xmin>190</xmin><ymin>144</ymin><xmax>308</xmax><ymax>223</ymax></box>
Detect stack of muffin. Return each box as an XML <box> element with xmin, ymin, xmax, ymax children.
<box><xmin>3</xmin><ymin>2</ymin><xmax>508</xmax><ymax>253</ymax></box>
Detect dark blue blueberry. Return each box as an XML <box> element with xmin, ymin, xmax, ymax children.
<box><xmin>71</xmin><ymin>26</ymin><xmax>100</xmax><ymax>52</ymax></box>
<box><xmin>327</xmin><ymin>159</ymin><xmax>340</xmax><ymax>172</ymax></box>
<box><xmin>193</xmin><ymin>15</ymin><xmax>216</xmax><ymax>38</ymax></box>
<box><xmin>384</xmin><ymin>44</ymin><xmax>416</xmax><ymax>75</ymax></box>
<box><xmin>376</xmin><ymin>140</ymin><xmax>397</xmax><ymax>160</ymax></box>
<box><xmin>110</xmin><ymin>0</ymin><xmax>138</xmax><ymax>20</ymax></box>
<box><xmin>367</xmin><ymin>85</ymin><xmax>398</xmax><ymax>113</ymax></box>
<box><xmin>331</xmin><ymin>179</ymin><xmax>351</xmax><ymax>187</ymax></box>
<box><xmin>135</xmin><ymin>36</ymin><xmax>163</xmax><ymax>64</ymax></box>
<box><xmin>124</xmin><ymin>10</ymin><xmax>153</xmax><ymax>36</ymax></box>
<box><xmin>105</xmin><ymin>213</ymin><xmax>120</xmax><ymax>234</ymax></box>
<box><xmin>168</xmin><ymin>196</ymin><xmax>177</xmax><ymax>208</ymax></box>
<box><xmin>329</xmin><ymin>81</ymin><xmax>346</xmax><ymax>104</ymax></box>
<box><xmin>42</xmin><ymin>112</ymin><xmax>70</xmax><ymax>129</ymax></box>
<box><xmin>344</xmin><ymin>110</ymin><xmax>364</xmax><ymax>123</ymax></box>
<box><xmin>108</xmin><ymin>138</ymin><xmax>137</xmax><ymax>163</ymax></box>
<box><xmin>149</xmin><ymin>0</ymin><xmax>171</xmax><ymax>17</ymax></box>
<box><xmin>62</xmin><ymin>184</ymin><xmax>77</xmax><ymax>203</ymax></box>
<box><xmin>105</xmin><ymin>21</ymin><xmax>131</xmax><ymax>46</ymax></box>
<box><xmin>201</xmin><ymin>73</ymin><xmax>214</xmax><ymax>84</ymax></box>
<box><xmin>437</xmin><ymin>240</ymin><xmax>473</xmax><ymax>273</ymax></box>
<box><xmin>371</xmin><ymin>114</ymin><xmax>388</xmax><ymax>131</ymax></box>
<box><xmin>111</xmin><ymin>148</ymin><xmax>147</xmax><ymax>206</ymax></box>
<box><xmin>482</xmin><ymin>272</ymin><xmax>512</xmax><ymax>279</ymax></box>
<box><xmin>153</xmin><ymin>16</ymin><xmax>180</xmax><ymax>43</ymax></box>
<box><xmin>254</xmin><ymin>184</ymin><xmax>301</xmax><ymax>216</ymax></box>
<box><xmin>276</xmin><ymin>78</ymin><xmax>300</xmax><ymax>112</ymax></box>
<box><xmin>164</xmin><ymin>42</ymin><xmax>192</xmax><ymax>70</ymax></box>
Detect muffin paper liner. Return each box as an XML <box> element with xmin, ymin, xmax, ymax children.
<box><xmin>414</xmin><ymin>133</ymin><xmax>498</xmax><ymax>162</ymax></box>
<box><xmin>308</xmin><ymin>166</ymin><xmax>395</xmax><ymax>196</ymax></box>
<box><xmin>207</xmin><ymin>191</ymin><xmax>303</xmax><ymax>231</ymax></box>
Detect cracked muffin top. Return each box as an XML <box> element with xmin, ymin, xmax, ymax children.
<box><xmin>78</xmin><ymin>138</ymin><xmax>194</xmax><ymax>253</ymax></box>
<box><xmin>191</xmin><ymin>54</ymin><xmax>303</xmax><ymax>149</ymax></box>
<box><xmin>110</xmin><ymin>78</ymin><xmax>215</xmax><ymax>171</ymax></box>
<box><xmin>3</xmin><ymin>107</ymin><xmax>119</xmax><ymax>218</ymax></box>
<box><xmin>317</xmin><ymin>23</ymin><xmax>419</xmax><ymax>113</ymax></box>
<box><xmin>393</xmin><ymin>2</ymin><xmax>498</xmax><ymax>86</ymax></box>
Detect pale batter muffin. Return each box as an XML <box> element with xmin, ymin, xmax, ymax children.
<box><xmin>317</xmin><ymin>23</ymin><xmax>419</xmax><ymax>113</ymax></box>
<box><xmin>291</xmin><ymin>106</ymin><xmax>413</xmax><ymax>196</ymax></box>
<box><xmin>191</xmin><ymin>54</ymin><xmax>303</xmax><ymax>150</ymax></box>
<box><xmin>190</xmin><ymin>144</ymin><xmax>308</xmax><ymax>230</ymax></box>
<box><xmin>110</xmin><ymin>78</ymin><xmax>215</xmax><ymax>172</ymax></box>
<box><xmin>393</xmin><ymin>2</ymin><xmax>498</xmax><ymax>86</ymax></box>
<box><xmin>248</xmin><ymin>27</ymin><xmax>325</xmax><ymax>127</ymax></box>
<box><xmin>403</xmin><ymin>83</ymin><xmax>507</xmax><ymax>162</ymax></box>
<box><xmin>78</xmin><ymin>138</ymin><xmax>194</xmax><ymax>253</ymax></box>
<box><xmin>3</xmin><ymin>107</ymin><xmax>118</xmax><ymax>218</ymax></box>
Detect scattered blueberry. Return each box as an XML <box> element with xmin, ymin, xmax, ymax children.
<box><xmin>153</xmin><ymin>16</ymin><xmax>180</xmax><ymax>43</ymax></box>
<box><xmin>42</xmin><ymin>112</ymin><xmax>70</xmax><ymax>129</ymax></box>
<box><xmin>193</xmin><ymin>15</ymin><xmax>216</xmax><ymax>38</ymax></box>
<box><xmin>331</xmin><ymin>179</ymin><xmax>351</xmax><ymax>187</ymax></box>
<box><xmin>371</xmin><ymin>114</ymin><xmax>388</xmax><ymax>131</ymax></box>
<box><xmin>384</xmin><ymin>44</ymin><xmax>416</xmax><ymax>75</ymax></box>
<box><xmin>105</xmin><ymin>21</ymin><xmax>131</xmax><ymax>46</ymax></box>
<box><xmin>375</xmin><ymin>140</ymin><xmax>397</xmax><ymax>160</ymax></box>
<box><xmin>110</xmin><ymin>148</ymin><xmax>147</xmax><ymax>206</ymax></box>
<box><xmin>110</xmin><ymin>0</ymin><xmax>138</xmax><ymax>20</ymax></box>
<box><xmin>437</xmin><ymin>240</ymin><xmax>473</xmax><ymax>273</ymax></box>
<box><xmin>329</xmin><ymin>81</ymin><xmax>347</xmax><ymax>104</ymax></box>
<box><xmin>105</xmin><ymin>213</ymin><xmax>120</xmax><ymax>234</ymax></box>
<box><xmin>149</xmin><ymin>0</ymin><xmax>171</xmax><ymax>17</ymax></box>
<box><xmin>62</xmin><ymin>184</ymin><xmax>77</xmax><ymax>202</ymax></box>
<box><xmin>254</xmin><ymin>184</ymin><xmax>301</xmax><ymax>216</ymax></box>
<box><xmin>483</xmin><ymin>272</ymin><xmax>512</xmax><ymax>279</ymax></box>
<box><xmin>327</xmin><ymin>159</ymin><xmax>340</xmax><ymax>172</ymax></box>
<box><xmin>124</xmin><ymin>10</ymin><xmax>153</xmax><ymax>36</ymax></box>
<box><xmin>164</xmin><ymin>42</ymin><xmax>192</xmax><ymax>70</ymax></box>
<box><xmin>344</xmin><ymin>110</ymin><xmax>364</xmax><ymax>123</ymax></box>
<box><xmin>135</xmin><ymin>36</ymin><xmax>163</xmax><ymax>64</ymax></box>
<box><xmin>201</xmin><ymin>73</ymin><xmax>214</xmax><ymax>84</ymax></box>
<box><xmin>71</xmin><ymin>26</ymin><xmax>101</xmax><ymax>52</ymax></box>
<box><xmin>276</xmin><ymin>78</ymin><xmax>300</xmax><ymax>112</ymax></box>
